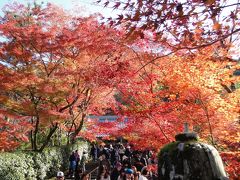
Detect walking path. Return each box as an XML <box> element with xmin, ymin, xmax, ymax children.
<box><xmin>65</xmin><ymin>161</ymin><xmax>99</xmax><ymax>180</ymax></box>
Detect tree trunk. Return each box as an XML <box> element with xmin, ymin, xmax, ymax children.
<box><xmin>33</xmin><ymin>116</ymin><xmax>40</xmax><ymax>151</ymax></box>
<box><xmin>71</xmin><ymin>113</ymin><xmax>86</xmax><ymax>143</ymax></box>
<box><xmin>58</xmin><ymin>127</ymin><xmax>62</xmax><ymax>146</ymax></box>
<box><xmin>67</xmin><ymin>121</ymin><xmax>75</xmax><ymax>145</ymax></box>
<box><xmin>38</xmin><ymin>123</ymin><xmax>58</xmax><ymax>152</ymax></box>
<box><xmin>30</xmin><ymin>130</ymin><xmax>34</xmax><ymax>150</ymax></box>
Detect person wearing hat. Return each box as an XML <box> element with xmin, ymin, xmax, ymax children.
<box><xmin>56</xmin><ymin>171</ymin><xmax>64</xmax><ymax>180</ymax></box>
<box><xmin>124</xmin><ymin>168</ymin><xmax>134</xmax><ymax>180</ymax></box>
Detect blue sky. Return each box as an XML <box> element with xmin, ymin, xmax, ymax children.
<box><xmin>0</xmin><ymin>0</ymin><xmax>117</xmax><ymax>17</ymax></box>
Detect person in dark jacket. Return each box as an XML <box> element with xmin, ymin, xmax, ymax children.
<box><xmin>125</xmin><ymin>146</ymin><xmax>132</xmax><ymax>158</ymax></box>
<box><xmin>110</xmin><ymin>145</ymin><xmax>118</xmax><ymax>167</ymax></box>
<box><xmin>99</xmin><ymin>154</ymin><xmax>111</xmax><ymax>171</ymax></box>
<box><xmin>69</xmin><ymin>151</ymin><xmax>76</xmax><ymax>178</ymax></box>
<box><xmin>111</xmin><ymin>162</ymin><xmax>122</xmax><ymax>180</ymax></box>
<box><xmin>133</xmin><ymin>154</ymin><xmax>144</xmax><ymax>172</ymax></box>
<box><xmin>90</xmin><ymin>144</ymin><xmax>98</xmax><ymax>162</ymax></box>
<box><xmin>74</xmin><ymin>150</ymin><xmax>80</xmax><ymax>172</ymax></box>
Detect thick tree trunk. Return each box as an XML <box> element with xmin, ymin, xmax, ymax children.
<box><xmin>71</xmin><ymin>113</ymin><xmax>86</xmax><ymax>143</ymax></box>
<box><xmin>38</xmin><ymin>123</ymin><xmax>58</xmax><ymax>152</ymax></box>
<box><xmin>70</xmin><ymin>89</ymin><xmax>91</xmax><ymax>144</ymax></box>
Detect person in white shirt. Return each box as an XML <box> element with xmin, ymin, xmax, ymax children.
<box><xmin>139</xmin><ymin>166</ymin><xmax>149</xmax><ymax>180</ymax></box>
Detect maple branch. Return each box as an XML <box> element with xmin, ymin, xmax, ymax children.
<box><xmin>59</xmin><ymin>95</ymin><xmax>79</xmax><ymax>113</ymax></box>
<box><xmin>67</xmin><ymin>108</ymin><xmax>82</xmax><ymax>144</ymax></box>
<box><xmin>118</xmin><ymin>85</ymin><xmax>171</xmax><ymax>142</ymax></box>
<box><xmin>146</xmin><ymin>113</ymin><xmax>171</xmax><ymax>142</ymax></box>
<box><xmin>110</xmin><ymin>38</ymin><xmax>159</xmax><ymax>80</ymax></box>
<box><xmin>162</xmin><ymin>3</ymin><xmax>240</xmax><ymax>21</ymax></box>
<box><xmin>138</xmin><ymin>28</ymin><xmax>240</xmax><ymax>72</ymax></box>
<box><xmin>137</xmin><ymin>50</ymin><xmax>177</xmax><ymax>73</ymax></box>
<box><xmin>185</xmin><ymin>28</ymin><xmax>240</xmax><ymax>50</ymax></box>
<box><xmin>47</xmin><ymin>56</ymin><xmax>64</xmax><ymax>77</ymax></box>
<box><xmin>220</xmin><ymin>83</ymin><xmax>233</xmax><ymax>93</ymax></box>
<box><xmin>127</xmin><ymin>45</ymin><xmax>153</xmax><ymax>83</ymax></box>
<box><xmin>191</xmin><ymin>93</ymin><xmax>215</xmax><ymax>146</ymax></box>
<box><xmin>228</xmin><ymin>0</ymin><xmax>240</xmax><ymax>49</ymax></box>
<box><xmin>30</xmin><ymin>42</ymin><xmax>50</xmax><ymax>76</ymax></box>
<box><xmin>6</xmin><ymin>108</ymin><xmax>29</xmax><ymax>116</ymax></box>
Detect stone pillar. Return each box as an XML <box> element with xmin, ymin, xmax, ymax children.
<box><xmin>158</xmin><ymin>124</ymin><xmax>228</xmax><ymax>180</ymax></box>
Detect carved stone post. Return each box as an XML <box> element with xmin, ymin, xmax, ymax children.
<box><xmin>158</xmin><ymin>123</ymin><xmax>228</xmax><ymax>180</ymax></box>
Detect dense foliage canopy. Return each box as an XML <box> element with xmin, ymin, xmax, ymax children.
<box><xmin>0</xmin><ymin>1</ymin><xmax>239</xmax><ymax>179</ymax></box>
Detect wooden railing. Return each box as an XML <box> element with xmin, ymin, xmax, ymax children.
<box><xmin>87</xmin><ymin>166</ymin><xmax>99</xmax><ymax>180</ymax></box>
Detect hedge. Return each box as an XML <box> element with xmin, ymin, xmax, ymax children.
<box><xmin>0</xmin><ymin>140</ymin><xmax>89</xmax><ymax>180</ymax></box>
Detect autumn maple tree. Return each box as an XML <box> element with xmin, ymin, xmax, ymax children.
<box><xmin>102</xmin><ymin>47</ymin><xmax>239</xmax><ymax>178</ymax></box>
<box><xmin>93</xmin><ymin>1</ymin><xmax>240</xmax><ymax>178</ymax></box>
<box><xmin>97</xmin><ymin>0</ymin><xmax>240</xmax><ymax>70</ymax></box>
<box><xmin>0</xmin><ymin>2</ymin><xmax>133</xmax><ymax>151</ymax></box>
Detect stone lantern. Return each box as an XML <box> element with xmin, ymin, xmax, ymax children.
<box><xmin>158</xmin><ymin>123</ymin><xmax>228</xmax><ymax>180</ymax></box>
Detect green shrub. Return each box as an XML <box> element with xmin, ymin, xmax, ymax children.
<box><xmin>0</xmin><ymin>140</ymin><xmax>89</xmax><ymax>180</ymax></box>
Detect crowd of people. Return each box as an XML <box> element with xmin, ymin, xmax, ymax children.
<box><xmin>56</xmin><ymin>149</ymin><xmax>88</xmax><ymax>179</ymax></box>
<box><xmin>90</xmin><ymin>142</ymin><xmax>158</xmax><ymax>180</ymax></box>
<box><xmin>56</xmin><ymin>142</ymin><xmax>158</xmax><ymax>180</ymax></box>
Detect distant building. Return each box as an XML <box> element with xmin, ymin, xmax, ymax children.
<box><xmin>86</xmin><ymin>115</ymin><xmax>128</xmax><ymax>137</ymax></box>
